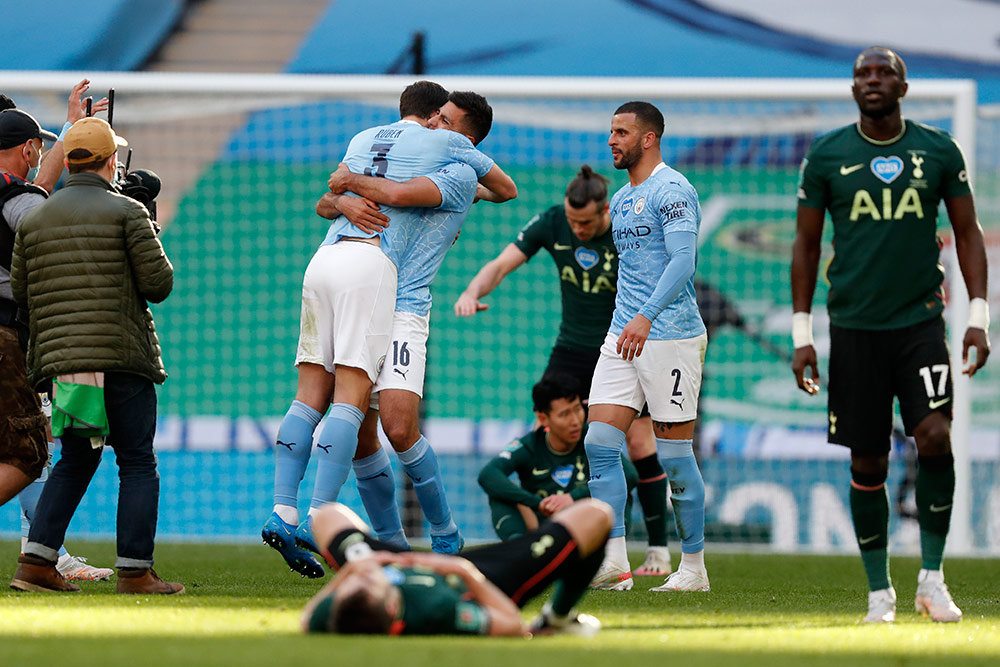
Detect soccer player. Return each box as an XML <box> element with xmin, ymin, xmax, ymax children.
<box><xmin>478</xmin><ymin>373</ymin><xmax>637</xmax><ymax>541</ymax></box>
<box><xmin>791</xmin><ymin>47</ymin><xmax>990</xmax><ymax>623</ymax></box>
<box><xmin>584</xmin><ymin>101</ymin><xmax>709</xmax><ymax>592</ymax></box>
<box><xmin>455</xmin><ymin>166</ymin><xmax>672</xmax><ymax>575</ymax></box>
<box><xmin>311</xmin><ymin>91</ymin><xmax>515</xmax><ymax>557</ymax></box>
<box><xmin>263</xmin><ymin>83</ymin><xmax>514</xmax><ymax>576</ymax></box>
<box><xmin>301</xmin><ymin>499</ymin><xmax>609</xmax><ymax>636</ymax></box>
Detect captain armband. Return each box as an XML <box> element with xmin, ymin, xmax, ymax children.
<box><xmin>792</xmin><ymin>312</ymin><xmax>814</xmax><ymax>349</ymax></box>
<box><xmin>968</xmin><ymin>298</ymin><xmax>990</xmax><ymax>334</ymax></box>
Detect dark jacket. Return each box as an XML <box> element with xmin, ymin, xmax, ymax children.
<box><xmin>10</xmin><ymin>172</ymin><xmax>173</xmax><ymax>388</ymax></box>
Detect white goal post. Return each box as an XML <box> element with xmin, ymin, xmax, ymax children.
<box><xmin>0</xmin><ymin>71</ymin><xmax>987</xmax><ymax>553</ymax></box>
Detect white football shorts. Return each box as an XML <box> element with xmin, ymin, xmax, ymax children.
<box><xmin>589</xmin><ymin>331</ymin><xmax>707</xmax><ymax>422</ymax></box>
<box><xmin>372</xmin><ymin>310</ymin><xmax>430</xmax><ymax>399</ymax></box>
<box><xmin>295</xmin><ymin>241</ymin><xmax>397</xmax><ymax>383</ymax></box>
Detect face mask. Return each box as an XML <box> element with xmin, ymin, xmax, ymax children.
<box><xmin>25</xmin><ymin>143</ymin><xmax>41</xmax><ymax>182</ymax></box>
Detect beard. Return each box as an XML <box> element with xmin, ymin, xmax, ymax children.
<box><xmin>862</xmin><ymin>98</ymin><xmax>900</xmax><ymax>120</ymax></box>
<box><xmin>613</xmin><ymin>142</ymin><xmax>643</xmax><ymax>170</ymax></box>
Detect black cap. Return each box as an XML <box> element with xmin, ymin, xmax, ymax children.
<box><xmin>0</xmin><ymin>109</ymin><xmax>59</xmax><ymax>150</ymax></box>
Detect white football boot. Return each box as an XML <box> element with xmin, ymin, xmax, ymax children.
<box><xmin>862</xmin><ymin>587</ymin><xmax>897</xmax><ymax>623</ymax></box>
<box><xmin>915</xmin><ymin>569</ymin><xmax>962</xmax><ymax>623</ymax></box>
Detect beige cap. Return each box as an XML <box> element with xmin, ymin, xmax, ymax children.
<box><xmin>64</xmin><ymin>117</ymin><xmax>127</xmax><ymax>164</ymax></box>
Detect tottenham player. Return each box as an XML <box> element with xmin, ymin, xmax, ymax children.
<box><xmin>585</xmin><ymin>101</ymin><xmax>709</xmax><ymax>592</ymax></box>
<box><xmin>792</xmin><ymin>47</ymin><xmax>989</xmax><ymax>623</ymax></box>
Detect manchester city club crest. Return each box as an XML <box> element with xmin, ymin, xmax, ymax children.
<box><xmin>634</xmin><ymin>197</ymin><xmax>645</xmax><ymax>215</ymax></box>
<box><xmin>870</xmin><ymin>156</ymin><xmax>904</xmax><ymax>184</ymax></box>
<box><xmin>575</xmin><ymin>247</ymin><xmax>599</xmax><ymax>270</ymax></box>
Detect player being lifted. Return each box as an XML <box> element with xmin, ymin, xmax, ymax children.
<box><xmin>263</xmin><ymin>82</ymin><xmax>515</xmax><ymax>576</ymax></box>
<box><xmin>791</xmin><ymin>47</ymin><xmax>990</xmax><ymax>623</ymax></box>
<box><xmin>456</xmin><ymin>166</ymin><xmax>672</xmax><ymax>576</ymax></box>
<box><xmin>585</xmin><ymin>101</ymin><xmax>709</xmax><ymax>592</ymax></box>
<box><xmin>312</xmin><ymin>91</ymin><xmax>515</xmax><ymax>559</ymax></box>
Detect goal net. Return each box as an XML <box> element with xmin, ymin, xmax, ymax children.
<box><xmin>1</xmin><ymin>72</ymin><xmax>995</xmax><ymax>554</ymax></box>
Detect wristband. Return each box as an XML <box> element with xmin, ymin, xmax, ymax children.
<box><xmin>792</xmin><ymin>312</ymin><xmax>814</xmax><ymax>349</ymax></box>
<box><xmin>968</xmin><ymin>297</ymin><xmax>990</xmax><ymax>333</ymax></box>
<box><xmin>57</xmin><ymin>121</ymin><xmax>73</xmax><ymax>142</ymax></box>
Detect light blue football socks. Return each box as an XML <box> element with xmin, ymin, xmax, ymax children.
<box><xmin>354</xmin><ymin>447</ymin><xmax>409</xmax><ymax>549</ymax></box>
<box><xmin>656</xmin><ymin>438</ymin><xmax>706</xmax><ymax>554</ymax></box>
<box><xmin>273</xmin><ymin>400</ymin><xmax>323</xmax><ymax>513</ymax></box>
<box><xmin>310</xmin><ymin>403</ymin><xmax>365</xmax><ymax>509</ymax></box>
<box><xmin>584</xmin><ymin>422</ymin><xmax>629</xmax><ymax>539</ymax></box>
<box><xmin>397</xmin><ymin>435</ymin><xmax>456</xmax><ymax>535</ymax></box>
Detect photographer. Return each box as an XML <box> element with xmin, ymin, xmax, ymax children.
<box><xmin>9</xmin><ymin>117</ymin><xmax>181</xmax><ymax>595</ymax></box>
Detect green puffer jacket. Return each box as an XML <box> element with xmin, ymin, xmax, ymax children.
<box><xmin>10</xmin><ymin>172</ymin><xmax>173</xmax><ymax>388</ymax></box>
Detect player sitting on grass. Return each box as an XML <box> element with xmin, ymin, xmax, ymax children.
<box><xmin>301</xmin><ymin>500</ymin><xmax>611</xmax><ymax>637</ymax></box>
<box><xmin>478</xmin><ymin>373</ymin><xmax>638</xmax><ymax>543</ymax></box>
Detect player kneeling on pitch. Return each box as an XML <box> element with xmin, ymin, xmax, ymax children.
<box><xmin>301</xmin><ymin>500</ymin><xmax>611</xmax><ymax>636</ymax></box>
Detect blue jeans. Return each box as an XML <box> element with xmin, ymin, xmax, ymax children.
<box><xmin>25</xmin><ymin>372</ymin><xmax>160</xmax><ymax>568</ymax></box>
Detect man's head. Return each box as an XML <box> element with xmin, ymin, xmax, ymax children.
<box><xmin>0</xmin><ymin>94</ymin><xmax>15</xmax><ymax>111</ymax></box>
<box><xmin>399</xmin><ymin>80</ymin><xmax>449</xmax><ymax>122</ymax></box>
<box><xmin>564</xmin><ymin>165</ymin><xmax>610</xmax><ymax>241</ymax></box>
<box><xmin>608</xmin><ymin>101</ymin><xmax>664</xmax><ymax>171</ymax></box>
<box><xmin>428</xmin><ymin>91</ymin><xmax>493</xmax><ymax>146</ymax></box>
<box><xmin>306</xmin><ymin>560</ymin><xmax>400</xmax><ymax>634</ymax></box>
<box><xmin>533</xmin><ymin>373</ymin><xmax>585</xmax><ymax>448</ymax></box>
<box><xmin>852</xmin><ymin>47</ymin><xmax>908</xmax><ymax>120</ymax></box>
<box><xmin>0</xmin><ymin>109</ymin><xmax>58</xmax><ymax>179</ymax></box>
<box><xmin>63</xmin><ymin>117</ymin><xmax>127</xmax><ymax>177</ymax></box>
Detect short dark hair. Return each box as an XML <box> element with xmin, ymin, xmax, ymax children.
<box><xmin>0</xmin><ymin>94</ymin><xmax>15</xmax><ymax>111</ymax></box>
<box><xmin>66</xmin><ymin>148</ymin><xmax>109</xmax><ymax>174</ymax></box>
<box><xmin>332</xmin><ymin>587</ymin><xmax>393</xmax><ymax>634</ymax></box>
<box><xmin>533</xmin><ymin>373</ymin><xmax>582</xmax><ymax>414</ymax></box>
<box><xmin>565</xmin><ymin>165</ymin><xmax>609</xmax><ymax>209</ymax></box>
<box><xmin>855</xmin><ymin>46</ymin><xmax>907</xmax><ymax>81</ymax></box>
<box><xmin>448</xmin><ymin>91</ymin><xmax>492</xmax><ymax>145</ymax></box>
<box><xmin>399</xmin><ymin>80</ymin><xmax>449</xmax><ymax>120</ymax></box>
<box><xmin>614</xmin><ymin>101</ymin><xmax>664</xmax><ymax>138</ymax></box>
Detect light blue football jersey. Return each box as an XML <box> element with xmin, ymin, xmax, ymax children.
<box><xmin>608</xmin><ymin>163</ymin><xmax>706</xmax><ymax>341</ymax></box>
<box><xmin>394</xmin><ymin>162</ymin><xmax>478</xmax><ymax>316</ymax></box>
<box><xmin>320</xmin><ymin>120</ymin><xmax>491</xmax><ymax>316</ymax></box>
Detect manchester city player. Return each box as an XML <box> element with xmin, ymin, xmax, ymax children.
<box><xmin>264</xmin><ymin>83</ymin><xmax>515</xmax><ymax>576</ymax></box>
<box><xmin>585</xmin><ymin>102</ymin><xmax>709</xmax><ymax>592</ymax></box>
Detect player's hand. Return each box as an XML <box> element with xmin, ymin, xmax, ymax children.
<box><xmin>617</xmin><ymin>315</ymin><xmax>651</xmax><ymax>360</ymax></box>
<box><xmin>66</xmin><ymin>79</ymin><xmax>109</xmax><ymax>124</ymax></box>
<box><xmin>962</xmin><ymin>326</ymin><xmax>990</xmax><ymax>377</ymax></box>
<box><xmin>792</xmin><ymin>345</ymin><xmax>820</xmax><ymax>395</ymax></box>
<box><xmin>339</xmin><ymin>195</ymin><xmax>389</xmax><ymax>233</ymax></box>
<box><xmin>327</xmin><ymin>163</ymin><xmax>353</xmax><ymax>194</ymax></box>
<box><xmin>454</xmin><ymin>293</ymin><xmax>488</xmax><ymax>317</ymax></box>
<box><xmin>538</xmin><ymin>494</ymin><xmax>573</xmax><ymax>516</ymax></box>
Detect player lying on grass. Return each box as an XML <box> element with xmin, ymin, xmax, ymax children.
<box><xmin>478</xmin><ymin>373</ymin><xmax>638</xmax><ymax>542</ymax></box>
<box><xmin>301</xmin><ymin>499</ymin><xmax>611</xmax><ymax>636</ymax></box>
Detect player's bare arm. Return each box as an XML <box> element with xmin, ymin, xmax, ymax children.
<box><xmin>946</xmin><ymin>193</ymin><xmax>991</xmax><ymax>376</ymax></box>
<box><xmin>328</xmin><ymin>162</ymin><xmax>442</xmax><ymax>208</ymax></box>
<box><xmin>476</xmin><ymin>163</ymin><xmax>518</xmax><ymax>202</ymax></box>
<box><xmin>34</xmin><ymin>79</ymin><xmax>110</xmax><ymax>193</ymax></box>
<box><xmin>315</xmin><ymin>191</ymin><xmax>389</xmax><ymax>233</ymax></box>
<box><xmin>454</xmin><ymin>244</ymin><xmax>528</xmax><ymax>316</ymax></box>
<box><xmin>790</xmin><ymin>204</ymin><xmax>825</xmax><ymax>394</ymax></box>
<box><xmin>372</xmin><ymin>551</ymin><xmax>525</xmax><ymax>636</ymax></box>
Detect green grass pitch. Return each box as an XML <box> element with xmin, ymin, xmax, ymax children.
<box><xmin>2</xmin><ymin>541</ymin><xmax>998</xmax><ymax>666</ymax></box>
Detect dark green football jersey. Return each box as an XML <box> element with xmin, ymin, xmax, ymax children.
<box><xmin>478</xmin><ymin>425</ymin><xmax>636</xmax><ymax>509</ymax></box>
<box><xmin>798</xmin><ymin>120</ymin><xmax>972</xmax><ymax>330</ymax></box>
<box><xmin>389</xmin><ymin>565</ymin><xmax>490</xmax><ymax>635</ymax></box>
<box><xmin>514</xmin><ymin>205</ymin><xmax>617</xmax><ymax>349</ymax></box>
